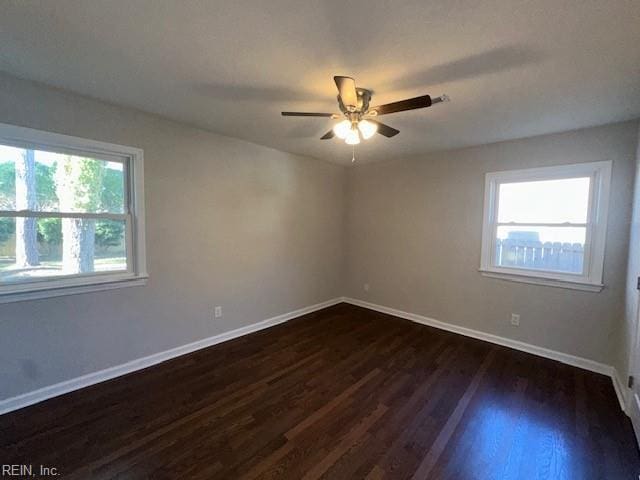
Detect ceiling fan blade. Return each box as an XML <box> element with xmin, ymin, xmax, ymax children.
<box><xmin>369</xmin><ymin>120</ymin><xmax>399</xmax><ymax>137</ymax></box>
<box><xmin>371</xmin><ymin>95</ymin><xmax>432</xmax><ymax>115</ymax></box>
<box><xmin>320</xmin><ymin>130</ymin><xmax>335</xmax><ymax>140</ymax></box>
<box><xmin>281</xmin><ymin>112</ymin><xmax>335</xmax><ymax>117</ymax></box>
<box><xmin>334</xmin><ymin>76</ymin><xmax>358</xmax><ymax>109</ymax></box>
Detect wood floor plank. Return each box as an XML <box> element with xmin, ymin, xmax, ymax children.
<box><xmin>1</xmin><ymin>303</ymin><xmax>638</xmax><ymax>479</ymax></box>
<box><xmin>411</xmin><ymin>349</ymin><xmax>496</xmax><ymax>479</ymax></box>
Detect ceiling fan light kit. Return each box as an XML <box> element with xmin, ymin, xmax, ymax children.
<box><xmin>333</xmin><ymin>119</ymin><xmax>352</xmax><ymax>139</ymax></box>
<box><xmin>345</xmin><ymin>128</ymin><xmax>360</xmax><ymax>145</ymax></box>
<box><xmin>358</xmin><ymin>119</ymin><xmax>377</xmax><ymax>139</ymax></box>
<box><xmin>282</xmin><ymin>76</ymin><xmax>450</xmax><ymax>154</ymax></box>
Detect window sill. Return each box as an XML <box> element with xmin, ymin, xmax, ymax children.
<box><xmin>479</xmin><ymin>269</ymin><xmax>603</xmax><ymax>292</ymax></box>
<box><xmin>0</xmin><ymin>274</ymin><xmax>148</xmax><ymax>304</ymax></box>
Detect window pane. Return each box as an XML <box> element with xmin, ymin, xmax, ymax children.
<box><xmin>495</xmin><ymin>226</ymin><xmax>586</xmax><ymax>274</ymax></box>
<box><xmin>0</xmin><ymin>217</ymin><xmax>127</xmax><ymax>284</ymax></box>
<box><xmin>0</xmin><ymin>145</ymin><xmax>125</xmax><ymax>214</ymax></box>
<box><xmin>0</xmin><ymin>147</ymin><xmax>17</xmax><ymax>210</ymax></box>
<box><xmin>497</xmin><ymin>177</ymin><xmax>590</xmax><ymax>224</ymax></box>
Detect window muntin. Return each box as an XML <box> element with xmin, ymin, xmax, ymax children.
<box><xmin>480</xmin><ymin>162</ymin><xmax>611</xmax><ymax>291</ymax></box>
<box><xmin>0</xmin><ymin>123</ymin><xmax>146</xmax><ymax>300</ymax></box>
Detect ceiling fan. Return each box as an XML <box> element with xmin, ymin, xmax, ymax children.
<box><xmin>282</xmin><ymin>76</ymin><xmax>449</xmax><ymax>145</ymax></box>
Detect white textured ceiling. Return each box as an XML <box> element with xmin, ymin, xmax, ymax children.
<box><xmin>1</xmin><ymin>0</ymin><xmax>639</xmax><ymax>164</ymax></box>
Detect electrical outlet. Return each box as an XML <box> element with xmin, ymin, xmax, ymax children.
<box><xmin>510</xmin><ymin>313</ymin><xmax>520</xmax><ymax>326</ymax></box>
<box><xmin>214</xmin><ymin>306</ymin><xmax>222</xmax><ymax>318</ymax></box>
<box><xmin>364</xmin><ymin>283</ymin><xmax>370</xmax><ymax>292</ymax></box>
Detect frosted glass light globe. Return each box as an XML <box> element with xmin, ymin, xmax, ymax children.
<box><xmin>345</xmin><ymin>128</ymin><xmax>361</xmax><ymax>145</ymax></box>
<box><xmin>358</xmin><ymin>120</ymin><xmax>378</xmax><ymax>140</ymax></box>
<box><xmin>333</xmin><ymin>120</ymin><xmax>352</xmax><ymax>139</ymax></box>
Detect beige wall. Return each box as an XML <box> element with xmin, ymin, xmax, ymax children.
<box><xmin>345</xmin><ymin>121</ymin><xmax>639</xmax><ymax>366</ymax></box>
<box><xmin>0</xmin><ymin>73</ymin><xmax>346</xmax><ymax>400</ymax></box>
<box><xmin>619</xmin><ymin>123</ymin><xmax>640</xmax><ymax>392</ymax></box>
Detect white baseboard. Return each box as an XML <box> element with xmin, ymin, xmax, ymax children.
<box><xmin>612</xmin><ymin>368</ymin><xmax>630</xmax><ymax>413</ymax></box>
<box><xmin>629</xmin><ymin>387</ymin><xmax>640</xmax><ymax>445</ymax></box>
<box><xmin>343</xmin><ymin>297</ymin><xmax>626</xmax><ymax>412</ymax></box>
<box><xmin>2</xmin><ymin>297</ymin><xmax>628</xmax><ymax>417</ymax></box>
<box><xmin>0</xmin><ymin>297</ymin><xmax>342</xmax><ymax>416</ymax></box>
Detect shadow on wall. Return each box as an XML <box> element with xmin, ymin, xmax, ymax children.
<box><xmin>377</xmin><ymin>45</ymin><xmax>546</xmax><ymax>92</ymax></box>
<box><xmin>190</xmin><ymin>84</ymin><xmax>334</xmax><ymax>140</ymax></box>
<box><xmin>193</xmin><ymin>44</ymin><xmax>545</xmax><ymax>101</ymax></box>
<box><xmin>189</xmin><ymin>41</ymin><xmax>545</xmax><ymax>144</ymax></box>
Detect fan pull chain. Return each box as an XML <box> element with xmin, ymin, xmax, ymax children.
<box><xmin>352</xmin><ymin>145</ymin><xmax>356</xmax><ymax>163</ymax></box>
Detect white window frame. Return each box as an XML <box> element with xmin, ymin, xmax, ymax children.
<box><xmin>479</xmin><ymin>161</ymin><xmax>612</xmax><ymax>292</ymax></box>
<box><xmin>0</xmin><ymin>123</ymin><xmax>147</xmax><ymax>303</ymax></box>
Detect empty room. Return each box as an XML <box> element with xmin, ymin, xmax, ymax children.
<box><xmin>1</xmin><ymin>1</ymin><xmax>640</xmax><ymax>479</ymax></box>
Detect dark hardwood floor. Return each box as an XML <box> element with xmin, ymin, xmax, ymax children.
<box><xmin>1</xmin><ymin>303</ymin><xmax>638</xmax><ymax>479</ymax></box>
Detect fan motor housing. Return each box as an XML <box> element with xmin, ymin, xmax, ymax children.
<box><xmin>338</xmin><ymin>88</ymin><xmax>372</xmax><ymax>115</ymax></box>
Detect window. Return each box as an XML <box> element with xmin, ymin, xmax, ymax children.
<box><xmin>479</xmin><ymin>161</ymin><xmax>612</xmax><ymax>291</ymax></box>
<box><xmin>0</xmin><ymin>123</ymin><xmax>147</xmax><ymax>302</ymax></box>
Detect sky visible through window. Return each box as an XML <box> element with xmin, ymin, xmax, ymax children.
<box><xmin>497</xmin><ymin>177</ymin><xmax>590</xmax><ymax>244</ymax></box>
